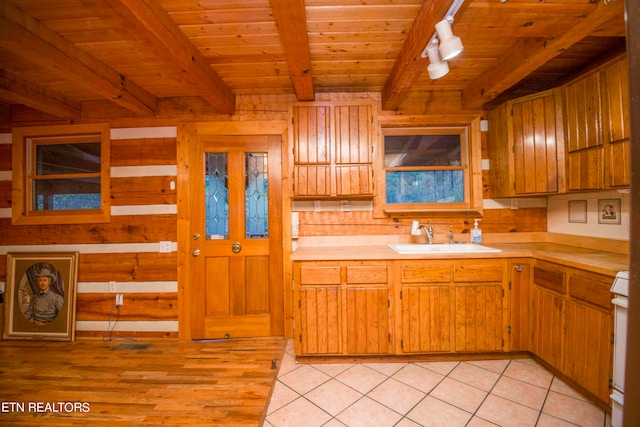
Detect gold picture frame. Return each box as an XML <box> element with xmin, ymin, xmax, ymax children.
<box><xmin>4</xmin><ymin>252</ymin><xmax>79</xmax><ymax>341</ymax></box>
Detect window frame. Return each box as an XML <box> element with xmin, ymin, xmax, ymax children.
<box><xmin>12</xmin><ymin>123</ymin><xmax>111</xmax><ymax>225</ymax></box>
<box><xmin>374</xmin><ymin>121</ymin><xmax>483</xmax><ymax>217</ymax></box>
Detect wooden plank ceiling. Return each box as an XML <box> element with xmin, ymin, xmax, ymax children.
<box><xmin>0</xmin><ymin>0</ymin><xmax>627</xmax><ymax>120</ymax></box>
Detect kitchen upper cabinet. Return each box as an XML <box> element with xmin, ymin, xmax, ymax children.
<box><xmin>601</xmin><ymin>57</ymin><xmax>631</xmax><ymax>188</ymax></box>
<box><xmin>561</xmin><ymin>54</ymin><xmax>630</xmax><ymax>191</ymax></box>
<box><xmin>294</xmin><ymin>261</ymin><xmax>391</xmax><ymax>356</ymax></box>
<box><xmin>488</xmin><ymin>90</ymin><xmax>565</xmax><ymax>197</ymax></box>
<box><xmin>291</xmin><ymin>102</ymin><xmax>375</xmax><ymax>198</ymax></box>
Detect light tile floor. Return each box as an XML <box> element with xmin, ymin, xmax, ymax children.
<box><xmin>265</xmin><ymin>341</ymin><xmax>611</xmax><ymax>427</ymax></box>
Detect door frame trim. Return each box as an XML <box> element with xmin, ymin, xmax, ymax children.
<box><xmin>177</xmin><ymin>121</ymin><xmax>290</xmax><ymax>340</ymax></box>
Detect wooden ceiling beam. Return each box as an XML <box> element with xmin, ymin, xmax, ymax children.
<box><xmin>381</xmin><ymin>0</ymin><xmax>456</xmax><ymax>111</ymax></box>
<box><xmin>0</xmin><ymin>2</ymin><xmax>158</xmax><ymax>117</ymax></box>
<box><xmin>0</xmin><ymin>70</ymin><xmax>82</xmax><ymax>119</ymax></box>
<box><xmin>461</xmin><ymin>0</ymin><xmax>625</xmax><ymax>110</ymax></box>
<box><xmin>106</xmin><ymin>0</ymin><xmax>235</xmax><ymax>115</ymax></box>
<box><xmin>269</xmin><ymin>0</ymin><xmax>315</xmax><ymax>101</ymax></box>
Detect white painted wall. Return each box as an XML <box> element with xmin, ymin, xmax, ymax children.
<box><xmin>547</xmin><ymin>190</ymin><xmax>631</xmax><ymax>241</ymax></box>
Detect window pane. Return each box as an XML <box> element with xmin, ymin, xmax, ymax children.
<box><xmin>205</xmin><ymin>153</ymin><xmax>229</xmax><ymax>240</ymax></box>
<box><xmin>36</xmin><ymin>142</ymin><xmax>101</xmax><ymax>175</ymax></box>
<box><xmin>384</xmin><ymin>134</ymin><xmax>461</xmax><ymax>167</ymax></box>
<box><xmin>386</xmin><ymin>170</ymin><xmax>464</xmax><ymax>204</ymax></box>
<box><xmin>33</xmin><ymin>178</ymin><xmax>101</xmax><ymax>210</ymax></box>
<box><xmin>245</xmin><ymin>153</ymin><xmax>268</xmax><ymax>239</ymax></box>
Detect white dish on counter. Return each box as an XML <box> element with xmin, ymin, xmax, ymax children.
<box><xmin>387</xmin><ymin>243</ymin><xmax>502</xmax><ymax>254</ymax></box>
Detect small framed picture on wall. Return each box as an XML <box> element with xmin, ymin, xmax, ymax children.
<box><xmin>598</xmin><ymin>198</ymin><xmax>621</xmax><ymax>225</ymax></box>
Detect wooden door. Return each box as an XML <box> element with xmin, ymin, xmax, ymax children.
<box><xmin>189</xmin><ymin>135</ymin><xmax>283</xmax><ymax>339</ymax></box>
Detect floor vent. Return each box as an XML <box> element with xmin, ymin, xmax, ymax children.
<box><xmin>113</xmin><ymin>343</ymin><xmax>151</xmax><ymax>350</ymax></box>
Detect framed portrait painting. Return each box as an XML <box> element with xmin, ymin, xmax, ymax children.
<box><xmin>4</xmin><ymin>252</ymin><xmax>79</xmax><ymax>341</ymax></box>
<box><xmin>598</xmin><ymin>198</ymin><xmax>621</xmax><ymax>225</ymax></box>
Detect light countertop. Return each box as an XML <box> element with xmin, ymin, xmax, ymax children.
<box><xmin>291</xmin><ymin>242</ymin><xmax>629</xmax><ymax>277</ymax></box>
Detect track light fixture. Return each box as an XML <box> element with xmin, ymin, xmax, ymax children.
<box><xmin>420</xmin><ymin>0</ymin><xmax>465</xmax><ymax>80</ymax></box>
<box><xmin>426</xmin><ymin>42</ymin><xmax>449</xmax><ymax>80</ymax></box>
<box><xmin>435</xmin><ymin>18</ymin><xmax>464</xmax><ymax>60</ymax></box>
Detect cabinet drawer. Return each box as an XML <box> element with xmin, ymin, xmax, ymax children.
<box><xmin>346</xmin><ymin>265</ymin><xmax>388</xmax><ymax>284</ymax></box>
<box><xmin>569</xmin><ymin>274</ymin><xmax>613</xmax><ymax>310</ymax></box>
<box><xmin>400</xmin><ymin>263</ymin><xmax>451</xmax><ymax>283</ymax></box>
<box><xmin>453</xmin><ymin>263</ymin><xmax>504</xmax><ymax>282</ymax></box>
<box><xmin>300</xmin><ymin>265</ymin><xmax>341</xmax><ymax>285</ymax></box>
<box><xmin>533</xmin><ymin>266</ymin><xmax>565</xmax><ymax>294</ymax></box>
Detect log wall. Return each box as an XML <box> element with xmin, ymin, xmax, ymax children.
<box><xmin>0</xmin><ymin>93</ymin><xmax>547</xmax><ymax>338</ymax></box>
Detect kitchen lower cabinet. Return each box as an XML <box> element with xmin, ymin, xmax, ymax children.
<box><xmin>397</xmin><ymin>259</ymin><xmax>508</xmax><ymax>354</ymax></box>
<box><xmin>530</xmin><ymin>260</ymin><xmax>614</xmax><ymax>407</ymax></box>
<box><xmin>509</xmin><ymin>259</ymin><xmax>532</xmax><ymax>351</ymax></box>
<box><xmin>294</xmin><ymin>261</ymin><xmax>391</xmax><ymax>356</ymax></box>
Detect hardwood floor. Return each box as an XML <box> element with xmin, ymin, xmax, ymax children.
<box><xmin>0</xmin><ymin>337</ymin><xmax>287</xmax><ymax>426</ymax></box>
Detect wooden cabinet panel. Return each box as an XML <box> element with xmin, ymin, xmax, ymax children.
<box><xmin>454</xmin><ymin>262</ymin><xmax>504</xmax><ymax>282</ymax></box>
<box><xmin>400</xmin><ymin>262</ymin><xmax>451</xmax><ymax>283</ymax></box>
<box><xmin>335</xmin><ymin>164</ymin><xmax>373</xmax><ymax>196</ymax></box>
<box><xmin>512</xmin><ymin>94</ymin><xmax>560</xmax><ymax>194</ymax></box>
<box><xmin>563</xmin><ymin>71</ymin><xmax>602</xmax><ymax>152</ymax></box>
<box><xmin>488</xmin><ymin>90</ymin><xmax>564</xmax><ymax>197</ymax></box>
<box><xmin>334</xmin><ymin>104</ymin><xmax>372</xmax><ymax>164</ymax></box>
<box><xmin>567</xmin><ymin>148</ymin><xmax>604</xmax><ymax>191</ymax></box>
<box><xmin>531</xmin><ymin>285</ymin><xmax>564</xmax><ymax>371</ymax></box>
<box><xmin>401</xmin><ymin>285</ymin><xmax>452</xmax><ymax>353</ymax></box>
<box><xmin>569</xmin><ymin>273</ymin><xmax>613</xmax><ymax>311</ymax></box>
<box><xmin>346</xmin><ymin>264</ymin><xmax>388</xmax><ymax>284</ymax></box>
<box><xmin>292</xmin><ymin>105</ymin><xmax>331</xmax><ymax>164</ymax></box>
<box><xmin>300</xmin><ymin>265</ymin><xmax>341</xmax><ymax>285</ymax></box>
<box><xmin>563</xmin><ymin>300</ymin><xmax>613</xmax><ymax>403</ymax></box>
<box><xmin>533</xmin><ymin>265</ymin><xmax>565</xmax><ymax>294</ymax></box>
<box><xmin>509</xmin><ymin>260</ymin><xmax>532</xmax><ymax>352</ymax></box>
<box><xmin>291</xmin><ymin>102</ymin><xmax>375</xmax><ymax>198</ymax></box>
<box><xmin>346</xmin><ymin>287</ymin><xmax>390</xmax><ymax>354</ymax></box>
<box><xmin>454</xmin><ymin>284</ymin><xmax>504</xmax><ymax>352</ymax></box>
<box><xmin>298</xmin><ymin>287</ymin><xmax>342</xmax><ymax>355</ymax></box>
<box><xmin>601</xmin><ymin>56</ymin><xmax>630</xmax><ymax>144</ymax></box>
<box><xmin>608</xmin><ymin>140</ymin><xmax>630</xmax><ymax>187</ymax></box>
<box><xmin>293</xmin><ymin>165</ymin><xmax>331</xmax><ymax>196</ymax></box>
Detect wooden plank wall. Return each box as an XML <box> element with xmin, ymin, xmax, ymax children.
<box><xmin>0</xmin><ymin>128</ymin><xmax>179</xmax><ymax>338</ymax></box>
<box><xmin>0</xmin><ymin>92</ymin><xmax>548</xmax><ymax>339</ymax></box>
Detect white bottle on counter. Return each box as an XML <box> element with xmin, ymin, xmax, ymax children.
<box><xmin>471</xmin><ymin>219</ymin><xmax>483</xmax><ymax>243</ymax></box>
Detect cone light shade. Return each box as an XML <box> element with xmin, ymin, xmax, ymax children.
<box><xmin>426</xmin><ymin>44</ymin><xmax>449</xmax><ymax>79</ymax></box>
<box><xmin>435</xmin><ymin>19</ymin><xmax>464</xmax><ymax>60</ymax></box>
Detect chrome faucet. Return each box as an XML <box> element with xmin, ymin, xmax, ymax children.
<box><xmin>411</xmin><ymin>221</ymin><xmax>434</xmax><ymax>244</ymax></box>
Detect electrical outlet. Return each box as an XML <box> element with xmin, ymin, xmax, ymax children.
<box><xmin>159</xmin><ymin>241</ymin><xmax>172</xmax><ymax>253</ymax></box>
<box><xmin>116</xmin><ymin>294</ymin><xmax>123</xmax><ymax>307</ymax></box>
<box><xmin>109</xmin><ymin>281</ymin><xmax>117</xmax><ymax>293</ymax></box>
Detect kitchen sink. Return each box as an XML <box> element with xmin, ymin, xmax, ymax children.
<box><xmin>387</xmin><ymin>243</ymin><xmax>502</xmax><ymax>254</ymax></box>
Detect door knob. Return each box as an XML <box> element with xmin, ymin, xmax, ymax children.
<box><xmin>192</xmin><ymin>249</ymin><xmax>200</xmax><ymax>257</ymax></box>
<box><xmin>231</xmin><ymin>242</ymin><xmax>242</xmax><ymax>253</ymax></box>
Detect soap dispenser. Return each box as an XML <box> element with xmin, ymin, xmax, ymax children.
<box><xmin>471</xmin><ymin>219</ymin><xmax>483</xmax><ymax>243</ymax></box>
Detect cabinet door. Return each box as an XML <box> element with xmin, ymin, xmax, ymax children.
<box><xmin>293</xmin><ymin>165</ymin><xmax>332</xmax><ymax>196</ymax></box>
<box><xmin>567</xmin><ymin>147</ymin><xmax>603</xmax><ymax>191</ymax></box>
<box><xmin>297</xmin><ymin>286</ymin><xmax>342</xmax><ymax>355</ymax></box>
<box><xmin>608</xmin><ymin>140</ymin><xmax>630</xmax><ymax>188</ymax></box>
<box><xmin>454</xmin><ymin>283</ymin><xmax>505</xmax><ymax>352</ymax></box>
<box><xmin>512</xmin><ymin>94</ymin><xmax>560</xmax><ymax>194</ymax></box>
<box><xmin>531</xmin><ymin>286</ymin><xmax>564</xmax><ymax>371</ymax></box>
<box><xmin>336</xmin><ymin>164</ymin><xmax>373</xmax><ymax>196</ymax></box>
<box><xmin>345</xmin><ymin>287</ymin><xmax>390</xmax><ymax>354</ymax></box>
<box><xmin>509</xmin><ymin>260</ymin><xmax>532</xmax><ymax>351</ymax></box>
<box><xmin>334</xmin><ymin>104</ymin><xmax>372</xmax><ymax>165</ymax></box>
<box><xmin>563</xmin><ymin>299</ymin><xmax>613</xmax><ymax>403</ymax></box>
<box><xmin>601</xmin><ymin>57</ymin><xmax>630</xmax><ymax>144</ymax></box>
<box><xmin>563</xmin><ymin>72</ymin><xmax>602</xmax><ymax>152</ymax></box>
<box><xmin>292</xmin><ymin>105</ymin><xmax>331</xmax><ymax>164</ymax></box>
<box><xmin>400</xmin><ymin>285</ymin><xmax>452</xmax><ymax>353</ymax></box>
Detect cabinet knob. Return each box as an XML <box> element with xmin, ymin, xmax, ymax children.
<box><xmin>514</xmin><ymin>265</ymin><xmax>523</xmax><ymax>272</ymax></box>
<box><xmin>192</xmin><ymin>249</ymin><xmax>200</xmax><ymax>257</ymax></box>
